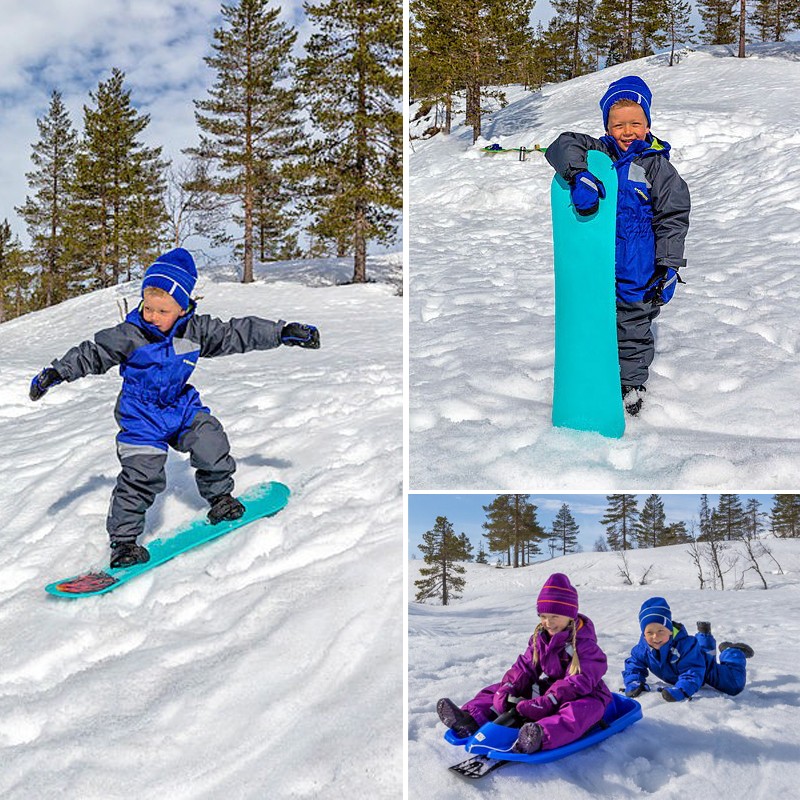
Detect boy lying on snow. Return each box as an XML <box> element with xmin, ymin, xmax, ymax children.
<box><xmin>29</xmin><ymin>247</ymin><xmax>320</xmax><ymax>569</ymax></box>
<box><xmin>623</xmin><ymin>596</ymin><xmax>754</xmax><ymax>702</ymax></box>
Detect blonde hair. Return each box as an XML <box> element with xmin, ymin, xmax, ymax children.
<box><xmin>610</xmin><ymin>98</ymin><xmax>641</xmax><ymax>112</ymax></box>
<box><xmin>532</xmin><ymin>619</ymin><xmax>581</xmax><ymax>676</ymax></box>
<box><xmin>143</xmin><ymin>286</ymin><xmax>171</xmax><ymax>299</ymax></box>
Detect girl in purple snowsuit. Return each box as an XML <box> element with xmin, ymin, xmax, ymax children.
<box><xmin>437</xmin><ymin>573</ymin><xmax>611</xmax><ymax>754</ymax></box>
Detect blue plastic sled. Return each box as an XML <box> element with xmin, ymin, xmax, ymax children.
<box><xmin>445</xmin><ymin>692</ymin><xmax>642</xmax><ymax>765</ymax></box>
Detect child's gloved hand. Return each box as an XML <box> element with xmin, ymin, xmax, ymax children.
<box><xmin>280</xmin><ymin>322</ymin><xmax>320</xmax><ymax>349</ymax></box>
<box><xmin>29</xmin><ymin>367</ymin><xmax>63</xmax><ymax>401</ymax></box>
<box><xmin>661</xmin><ymin>687</ymin><xmax>686</xmax><ymax>703</ymax></box>
<box><xmin>625</xmin><ymin>683</ymin><xmax>650</xmax><ymax>698</ymax></box>
<box><xmin>516</xmin><ymin>693</ymin><xmax>558</xmax><ymax>721</ymax></box>
<box><xmin>491</xmin><ymin>684</ymin><xmax>514</xmax><ymax>715</ymax></box>
<box><xmin>570</xmin><ymin>170</ymin><xmax>606</xmax><ymax>216</ymax></box>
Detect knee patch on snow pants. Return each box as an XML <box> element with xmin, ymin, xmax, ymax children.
<box><xmin>174</xmin><ymin>412</ymin><xmax>236</xmax><ymax>502</ymax></box>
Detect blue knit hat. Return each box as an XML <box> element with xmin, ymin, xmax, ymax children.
<box><xmin>142</xmin><ymin>247</ymin><xmax>197</xmax><ymax>310</ymax></box>
<box><xmin>639</xmin><ymin>597</ymin><xmax>672</xmax><ymax>633</ymax></box>
<box><xmin>600</xmin><ymin>75</ymin><xmax>652</xmax><ymax>130</ymax></box>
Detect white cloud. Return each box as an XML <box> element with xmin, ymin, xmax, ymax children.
<box><xmin>0</xmin><ymin>0</ymin><xmax>309</xmax><ymax>238</ymax></box>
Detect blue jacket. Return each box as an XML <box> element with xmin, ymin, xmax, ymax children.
<box><xmin>622</xmin><ymin>622</ymin><xmax>711</xmax><ymax>700</ymax></box>
<box><xmin>546</xmin><ymin>132</ymin><xmax>691</xmax><ymax>304</ymax></box>
<box><xmin>52</xmin><ymin>302</ymin><xmax>284</xmax><ymax>449</ymax></box>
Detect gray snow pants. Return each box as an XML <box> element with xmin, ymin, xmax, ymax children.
<box><xmin>106</xmin><ymin>411</ymin><xmax>236</xmax><ymax>544</ymax></box>
<box><xmin>617</xmin><ymin>300</ymin><xmax>661</xmax><ymax>386</ymax></box>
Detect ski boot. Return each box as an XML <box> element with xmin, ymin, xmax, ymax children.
<box><xmin>719</xmin><ymin>642</ymin><xmax>755</xmax><ymax>658</ymax></box>
<box><xmin>110</xmin><ymin>541</ymin><xmax>151</xmax><ymax>569</ymax></box>
<box><xmin>208</xmin><ymin>493</ymin><xmax>246</xmax><ymax>525</ymax></box>
<box><xmin>513</xmin><ymin>722</ymin><xmax>543</xmax><ymax>754</ymax></box>
<box><xmin>436</xmin><ymin>698</ymin><xmax>479</xmax><ymax>738</ymax></box>
<box><xmin>622</xmin><ymin>385</ymin><xmax>646</xmax><ymax>416</ymax></box>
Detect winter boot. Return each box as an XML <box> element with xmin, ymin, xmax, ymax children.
<box><xmin>696</xmin><ymin>621</ymin><xmax>712</xmax><ymax>635</ymax></box>
<box><xmin>622</xmin><ymin>385</ymin><xmax>646</xmax><ymax>416</ymax></box>
<box><xmin>436</xmin><ymin>698</ymin><xmax>479</xmax><ymax>738</ymax></box>
<box><xmin>719</xmin><ymin>642</ymin><xmax>755</xmax><ymax>658</ymax></box>
<box><xmin>207</xmin><ymin>493</ymin><xmax>245</xmax><ymax>525</ymax></box>
<box><xmin>513</xmin><ymin>722</ymin><xmax>543</xmax><ymax>754</ymax></box>
<box><xmin>110</xmin><ymin>541</ymin><xmax>150</xmax><ymax>569</ymax></box>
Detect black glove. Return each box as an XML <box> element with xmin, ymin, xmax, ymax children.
<box><xmin>625</xmin><ymin>684</ymin><xmax>647</xmax><ymax>698</ymax></box>
<box><xmin>281</xmin><ymin>323</ymin><xmax>320</xmax><ymax>349</ymax></box>
<box><xmin>661</xmin><ymin>688</ymin><xmax>683</xmax><ymax>703</ymax></box>
<box><xmin>30</xmin><ymin>367</ymin><xmax>63</xmax><ymax>401</ymax></box>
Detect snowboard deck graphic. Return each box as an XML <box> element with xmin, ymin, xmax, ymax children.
<box><xmin>45</xmin><ymin>481</ymin><xmax>290</xmax><ymax>598</ymax></box>
<box><xmin>551</xmin><ymin>149</ymin><xmax>624</xmax><ymax>438</ymax></box>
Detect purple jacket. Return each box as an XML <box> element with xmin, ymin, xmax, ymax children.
<box><xmin>498</xmin><ymin>614</ymin><xmax>612</xmax><ymax>708</ymax></box>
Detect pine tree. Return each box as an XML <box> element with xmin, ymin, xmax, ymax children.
<box><xmin>298</xmin><ymin>0</ymin><xmax>402</xmax><ymax>282</ymax></box>
<box><xmin>662</xmin><ymin>520</ymin><xmax>692</xmax><ymax>545</ymax></box>
<box><xmin>414</xmin><ymin>516</ymin><xmax>469</xmax><ymax>604</ymax></box>
<box><xmin>698</xmin><ymin>494</ymin><xmax>714</xmax><ymax>540</ymax></box>
<box><xmin>750</xmin><ymin>0</ymin><xmax>800</xmax><ymax>41</ymax></box>
<box><xmin>636</xmin><ymin>494</ymin><xmax>666</xmax><ymax>548</ymax></box>
<box><xmin>715</xmin><ymin>494</ymin><xmax>747</xmax><ymax>540</ymax></box>
<box><xmin>189</xmin><ymin>0</ymin><xmax>301</xmax><ymax>284</ymax></box>
<box><xmin>67</xmin><ymin>68</ymin><xmax>166</xmax><ymax>291</ymax></box>
<box><xmin>664</xmin><ymin>0</ymin><xmax>695</xmax><ymax>65</ymax></box>
<box><xmin>771</xmin><ymin>494</ymin><xmax>800</xmax><ymax>537</ymax></box>
<box><xmin>600</xmin><ymin>494</ymin><xmax>639</xmax><ymax>550</ymax></box>
<box><xmin>482</xmin><ymin>494</ymin><xmax>544</xmax><ymax>567</ymax></box>
<box><xmin>589</xmin><ymin>0</ymin><xmax>631</xmax><ymax>65</ymax></box>
<box><xmin>696</xmin><ymin>0</ymin><xmax>739</xmax><ymax>43</ymax></box>
<box><xmin>0</xmin><ymin>221</ymin><xmax>29</xmax><ymax>322</ymax></box>
<box><xmin>744</xmin><ymin>497</ymin><xmax>766</xmax><ymax>539</ymax></box>
<box><xmin>410</xmin><ymin>0</ymin><xmax>534</xmax><ymax>143</ymax></box>
<box><xmin>551</xmin><ymin>0</ymin><xmax>597</xmax><ymax>78</ymax></box>
<box><xmin>476</xmin><ymin>540</ymin><xmax>489</xmax><ymax>564</ymax></box>
<box><xmin>16</xmin><ymin>91</ymin><xmax>78</xmax><ymax>308</ymax></box>
<box><xmin>634</xmin><ymin>2</ymin><xmax>668</xmax><ymax>57</ymax></box>
<box><xmin>551</xmin><ymin>503</ymin><xmax>580</xmax><ymax>555</ymax></box>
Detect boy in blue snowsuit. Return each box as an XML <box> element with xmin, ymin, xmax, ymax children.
<box><xmin>29</xmin><ymin>247</ymin><xmax>320</xmax><ymax>568</ymax></box>
<box><xmin>545</xmin><ymin>75</ymin><xmax>690</xmax><ymax>415</ymax></box>
<box><xmin>622</xmin><ymin>597</ymin><xmax>754</xmax><ymax>702</ymax></box>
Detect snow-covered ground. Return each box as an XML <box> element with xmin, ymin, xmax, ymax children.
<box><xmin>0</xmin><ymin>253</ymin><xmax>402</xmax><ymax>798</ymax></box>
<box><xmin>409</xmin><ymin>43</ymin><xmax>800</xmax><ymax>489</ymax></box>
<box><xmin>408</xmin><ymin>539</ymin><xmax>800</xmax><ymax>799</ymax></box>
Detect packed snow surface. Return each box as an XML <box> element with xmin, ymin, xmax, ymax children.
<box><xmin>409</xmin><ymin>44</ymin><xmax>800</xmax><ymax>489</ymax></box>
<box><xmin>408</xmin><ymin>538</ymin><xmax>800</xmax><ymax>798</ymax></box>
<box><xmin>0</xmin><ymin>254</ymin><xmax>402</xmax><ymax>798</ymax></box>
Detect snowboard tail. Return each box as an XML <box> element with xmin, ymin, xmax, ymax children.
<box><xmin>46</xmin><ymin>481</ymin><xmax>290</xmax><ymax>598</ymax></box>
<box><xmin>551</xmin><ymin>150</ymin><xmax>624</xmax><ymax>438</ymax></box>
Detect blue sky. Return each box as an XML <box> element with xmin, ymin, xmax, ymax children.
<box><xmin>408</xmin><ymin>493</ymin><xmax>778</xmax><ymax>559</ymax></box>
<box><xmin>0</xmin><ymin>0</ymin><xmax>310</xmax><ymax>241</ymax></box>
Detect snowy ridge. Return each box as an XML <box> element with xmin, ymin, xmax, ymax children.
<box><xmin>0</xmin><ymin>255</ymin><xmax>402</xmax><ymax>798</ymax></box>
<box><xmin>408</xmin><ymin>539</ymin><xmax>800</xmax><ymax>798</ymax></box>
<box><xmin>409</xmin><ymin>44</ymin><xmax>800</xmax><ymax>489</ymax></box>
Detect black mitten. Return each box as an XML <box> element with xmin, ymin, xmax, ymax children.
<box><xmin>29</xmin><ymin>367</ymin><xmax>63</xmax><ymax>401</ymax></box>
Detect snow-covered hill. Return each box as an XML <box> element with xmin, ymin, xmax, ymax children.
<box><xmin>408</xmin><ymin>539</ymin><xmax>800</xmax><ymax>799</ymax></box>
<box><xmin>409</xmin><ymin>43</ymin><xmax>800</xmax><ymax>489</ymax></box>
<box><xmin>0</xmin><ymin>254</ymin><xmax>402</xmax><ymax>798</ymax></box>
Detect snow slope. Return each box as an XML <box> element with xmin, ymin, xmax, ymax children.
<box><xmin>0</xmin><ymin>254</ymin><xmax>402</xmax><ymax>798</ymax></box>
<box><xmin>409</xmin><ymin>43</ymin><xmax>800</xmax><ymax>489</ymax></box>
<box><xmin>408</xmin><ymin>539</ymin><xmax>800</xmax><ymax>799</ymax></box>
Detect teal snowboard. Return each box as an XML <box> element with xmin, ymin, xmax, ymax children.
<box><xmin>45</xmin><ymin>481</ymin><xmax>290</xmax><ymax>598</ymax></box>
<box><xmin>551</xmin><ymin>150</ymin><xmax>624</xmax><ymax>438</ymax></box>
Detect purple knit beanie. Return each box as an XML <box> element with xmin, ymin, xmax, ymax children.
<box><xmin>537</xmin><ymin>573</ymin><xmax>579</xmax><ymax>619</ymax></box>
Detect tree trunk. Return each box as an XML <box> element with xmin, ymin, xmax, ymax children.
<box><xmin>738</xmin><ymin>0</ymin><xmax>746</xmax><ymax>58</ymax></box>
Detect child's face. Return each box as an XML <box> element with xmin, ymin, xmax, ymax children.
<box><xmin>643</xmin><ymin>623</ymin><xmax>672</xmax><ymax>650</ymax></box>
<box><xmin>606</xmin><ymin>104</ymin><xmax>650</xmax><ymax>151</ymax></box>
<box><xmin>539</xmin><ymin>613</ymin><xmax>572</xmax><ymax>635</ymax></box>
<box><xmin>142</xmin><ymin>292</ymin><xmax>186</xmax><ymax>333</ymax></box>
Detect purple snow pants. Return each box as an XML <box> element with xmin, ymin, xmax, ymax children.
<box><xmin>462</xmin><ymin>682</ymin><xmax>608</xmax><ymax>751</ymax></box>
